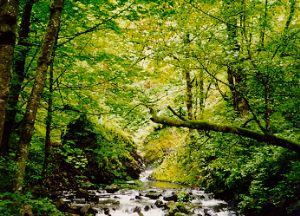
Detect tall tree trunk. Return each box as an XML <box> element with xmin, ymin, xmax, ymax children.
<box><xmin>225</xmin><ymin>1</ymin><xmax>248</xmax><ymax>115</ymax></box>
<box><xmin>199</xmin><ymin>70</ymin><xmax>204</xmax><ymax>113</ymax></box>
<box><xmin>184</xmin><ymin>33</ymin><xmax>193</xmax><ymax>120</ymax></box>
<box><xmin>195</xmin><ymin>70</ymin><xmax>204</xmax><ymax>119</ymax></box>
<box><xmin>43</xmin><ymin>43</ymin><xmax>56</xmax><ymax>177</ymax></box>
<box><xmin>0</xmin><ymin>0</ymin><xmax>19</xmax><ymax>155</ymax></box>
<box><xmin>14</xmin><ymin>0</ymin><xmax>64</xmax><ymax>192</ymax></box>
<box><xmin>1</xmin><ymin>0</ymin><xmax>35</xmax><ymax>155</ymax></box>
<box><xmin>260</xmin><ymin>0</ymin><xmax>268</xmax><ymax>49</ymax></box>
<box><xmin>185</xmin><ymin>69</ymin><xmax>193</xmax><ymax>120</ymax></box>
<box><xmin>264</xmin><ymin>75</ymin><xmax>271</xmax><ymax>133</ymax></box>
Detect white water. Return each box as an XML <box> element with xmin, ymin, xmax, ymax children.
<box><xmin>64</xmin><ymin>169</ymin><xmax>238</xmax><ymax>216</ymax></box>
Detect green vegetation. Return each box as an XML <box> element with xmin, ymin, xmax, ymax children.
<box><xmin>0</xmin><ymin>0</ymin><xmax>299</xmax><ymax>215</ymax></box>
<box><xmin>0</xmin><ymin>192</ymin><xmax>63</xmax><ymax>216</ymax></box>
<box><xmin>151</xmin><ymin>131</ymin><xmax>300</xmax><ymax>215</ymax></box>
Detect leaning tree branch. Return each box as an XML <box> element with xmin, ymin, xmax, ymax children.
<box><xmin>149</xmin><ymin>108</ymin><xmax>300</xmax><ymax>154</ymax></box>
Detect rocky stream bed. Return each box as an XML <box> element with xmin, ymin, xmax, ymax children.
<box><xmin>56</xmin><ymin>170</ymin><xmax>238</xmax><ymax>216</ymax></box>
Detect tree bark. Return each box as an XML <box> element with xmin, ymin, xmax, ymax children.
<box><xmin>43</xmin><ymin>40</ymin><xmax>57</xmax><ymax>177</ymax></box>
<box><xmin>14</xmin><ymin>0</ymin><xmax>64</xmax><ymax>192</ymax></box>
<box><xmin>1</xmin><ymin>0</ymin><xmax>35</xmax><ymax>155</ymax></box>
<box><xmin>260</xmin><ymin>0</ymin><xmax>268</xmax><ymax>48</ymax></box>
<box><xmin>0</xmin><ymin>0</ymin><xmax>19</xmax><ymax>155</ymax></box>
<box><xmin>199</xmin><ymin>70</ymin><xmax>204</xmax><ymax>114</ymax></box>
<box><xmin>184</xmin><ymin>33</ymin><xmax>193</xmax><ymax>120</ymax></box>
<box><xmin>224</xmin><ymin>0</ymin><xmax>248</xmax><ymax>115</ymax></box>
<box><xmin>185</xmin><ymin>69</ymin><xmax>193</xmax><ymax>120</ymax></box>
<box><xmin>264</xmin><ymin>75</ymin><xmax>271</xmax><ymax>132</ymax></box>
<box><xmin>149</xmin><ymin>108</ymin><xmax>300</xmax><ymax>154</ymax></box>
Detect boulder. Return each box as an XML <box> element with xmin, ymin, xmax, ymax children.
<box><xmin>76</xmin><ymin>188</ymin><xmax>90</xmax><ymax>199</ymax></box>
<box><xmin>145</xmin><ymin>190</ymin><xmax>162</xmax><ymax>199</ymax></box>
<box><xmin>80</xmin><ymin>205</ymin><xmax>97</xmax><ymax>216</ymax></box>
<box><xmin>103</xmin><ymin>207</ymin><xmax>110</xmax><ymax>215</ymax></box>
<box><xmin>163</xmin><ymin>191</ymin><xmax>178</xmax><ymax>201</ymax></box>
<box><xmin>177</xmin><ymin>191</ymin><xmax>192</xmax><ymax>202</ymax></box>
<box><xmin>155</xmin><ymin>200</ymin><xmax>165</xmax><ymax>208</ymax></box>
<box><xmin>144</xmin><ymin>205</ymin><xmax>151</xmax><ymax>211</ymax></box>
<box><xmin>133</xmin><ymin>206</ymin><xmax>144</xmax><ymax>216</ymax></box>
<box><xmin>105</xmin><ymin>184</ymin><xmax>119</xmax><ymax>193</ymax></box>
<box><xmin>167</xmin><ymin>202</ymin><xmax>190</xmax><ymax>216</ymax></box>
<box><xmin>86</xmin><ymin>194</ymin><xmax>99</xmax><ymax>203</ymax></box>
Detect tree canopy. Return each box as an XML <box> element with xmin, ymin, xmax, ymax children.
<box><xmin>0</xmin><ymin>0</ymin><xmax>299</xmax><ymax>215</ymax></box>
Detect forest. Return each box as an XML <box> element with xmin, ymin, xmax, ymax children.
<box><xmin>0</xmin><ymin>0</ymin><xmax>299</xmax><ymax>215</ymax></box>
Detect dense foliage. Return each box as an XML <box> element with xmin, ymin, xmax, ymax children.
<box><xmin>56</xmin><ymin>114</ymin><xmax>142</xmax><ymax>186</ymax></box>
<box><xmin>0</xmin><ymin>0</ymin><xmax>299</xmax><ymax>215</ymax></box>
<box><xmin>149</xmin><ymin>129</ymin><xmax>300</xmax><ymax>215</ymax></box>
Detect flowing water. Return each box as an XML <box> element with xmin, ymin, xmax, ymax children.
<box><xmin>61</xmin><ymin>169</ymin><xmax>238</xmax><ymax>216</ymax></box>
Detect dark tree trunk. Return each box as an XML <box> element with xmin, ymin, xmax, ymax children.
<box><xmin>264</xmin><ymin>75</ymin><xmax>271</xmax><ymax>133</ymax></box>
<box><xmin>225</xmin><ymin>4</ymin><xmax>248</xmax><ymax>116</ymax></box>
<box><xmin>0</xmin><ymin>0</ymin><xmax>19</xmax><ymax>155</ymax></box>
<box><xmin>195</xmin><ymin>70</ymin><xmax>205</xmax><ymax>119</ymax></box>
<box><xmin>184</xmin><ymin>33</ymin><xmax>193</xmax><ymax>120</ymax></box>
<box><xmin>227</xmin><ymin>65</ymin><xmax>238</xmax><ymax>109</ymax></box>
<box><xmin>43</xmin><ymin>44</ymin><xmax>56</xmax><ymax>177</ymax></box>
<box><xmin>14</xmin><ymin>0</ymin><xmax>64</xmax><ymax>192</ymax></box>
<box><xmin>260</xmin><ymin>0</ymin><xmax>268</xmax><ymax>48</ymax></box>
<box><xmin>1</xmin><ymin>0</ymin><xmax>35</xmax><ymax>154</ymax></box>
<box><xmin>185</xmin><ymin>69</ymin><xmax>193</xmax><ymax>120</ymax></box>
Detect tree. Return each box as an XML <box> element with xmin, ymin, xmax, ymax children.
<box><xmin>1</xmin><ymin>0</ymin><xmax>35</xmax><ymax>155</ymax></box>
<box><xmin>223</xmin><ymin>0</ymin><xmax>249</xmax><ymax>115</ymax></box>
<box><xmin>0</xmin><ymin>0</ymin><xmax>19</xmax><ymax>155</ymax></box>
<box><xmin>150</xmin><ymin>107</ymin><xmax>300</xmax><ymax>153</ymax></box>
<box><xmin>14</xmin><ymin>0</ymin><xmax>64</xmax><ymax>192</ymax></box>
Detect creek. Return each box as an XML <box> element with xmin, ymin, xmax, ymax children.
<box><xmin>59</xmin><ymin>169</ymin><xmax>238</xmax><ymax>216</ymax></box>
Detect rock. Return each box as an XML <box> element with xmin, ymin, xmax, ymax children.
<box><xmin>73</xmin><ymin>198</ymin><xmax>86</xmax><ymax>204</ymax></box>
<box><xmin>163</xmin><ymin>191</ymin><xmax>178</xmax><ymax>201</ymax></box>
<box><xmin>76</xmin><ymin>188</ymin><xmax>89</xmax><ymax>199</ymax></box>
<box><xmin>145</xmin><ymin>190</ymin><xmax>162</xmax><ymax>199</ymax></box>
<box><xmin>97</xmin><ymin>189</ymin><xmax>107</xmax><ymax>194</ymax></box>
<box><xmin>144</xmin><ymin>205</ymin><xmax>150</xmax><ymax>211</ymax></box>
<box><xmin>204</xmin><ymin>208</ymin><xmax>217</xmax><ymax>216</ymax></box>
<box><xmin>155</xmin><ymin>200</ymin><xmax>165</xmax><ymax>208</ymax></box>
<box><xmin>168</xmin><ymin>202</ymin><xmax>190</xmax><ymax>216</ymax></box>
<box><xmin>211</xmin><ymin>202</ymin><xmax>227</xmax><ymax>212</ymax></box>
<box><xmin>80</xmin><ymin>205</ymin><xmax>97</xmax><ymax>216</ymax></box>
<box><xmin>133</xmin><ymin>206</ymin><xmax>142</xmax><ymax>213</ymax></box>
<box><xmin>135</xmin><ymin>195</ymin><xmax>142</xmax><ymax>199</ymax></box>
<box><xmin>177</xmin><ymin>191</ymin><xmax>192</xmax><ymax>202</ymax></box>
<box><xmin>105</xmin><ymin>184</ymin><xmax>119</xmax><ymax>193</ymax></box>
<box><xmin>55</xmin><ymin>198</ymin><xmax>72</xmax><ymax>212</ymax></box>
<box><xmin>98</xmin><ymin>199</ymin><xmax>120</xmax><ymax>206</ymax></box>
<box><xmin>69</xmin><ymin>203</ymin><xmax>83</xmax><ymax>213</ymax></box>
<box><xmin>133</xmin><ymin>206</ymin><xmax>144</xmax><ymax>216</ymax></box>
<box><xmin>103</xmin><ymin>207</ymin><xmax>110</xmax><ymax>215</ymax></box>
<box><xmin>175</xmin><ymin>202</ymin><xmax>190</xmax><ymax>214</ymax></box>
<box><xmin>86</xmin><ymin>195</ymin><xmax>99</xmax><ymax>203</ymax></box>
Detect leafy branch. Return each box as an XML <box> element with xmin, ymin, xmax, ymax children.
<box><xmin>149</xmin><ymin>108</ymin><xmax>300</xmax><ymax>154</ymax></box>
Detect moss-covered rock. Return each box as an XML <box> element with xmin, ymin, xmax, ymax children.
<box><xmin>51</xmin><ymin>114</ymin><xmax>143</xmax><ymax>188</ymax></box>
